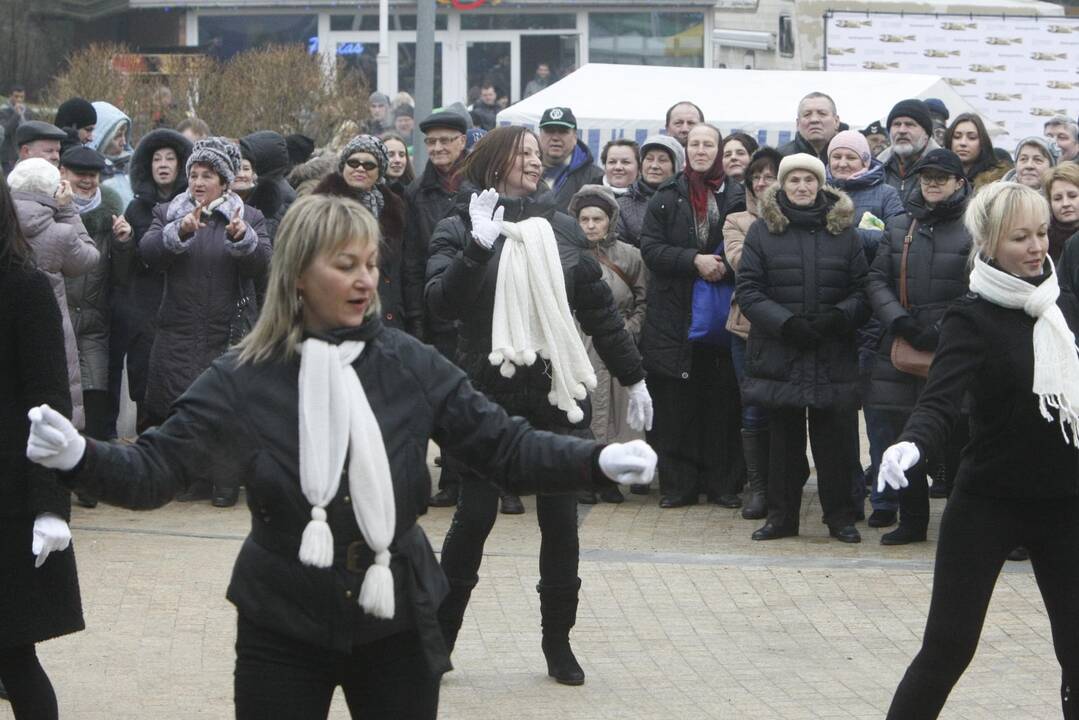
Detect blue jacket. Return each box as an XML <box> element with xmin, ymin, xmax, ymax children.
<box><xmin>827</xmin><ymin>159</ymin><xmax>905</xmax><ymax>264</ymax></box>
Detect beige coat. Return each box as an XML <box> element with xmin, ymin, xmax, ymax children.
<box><xmin>13</xmin><ymin>191</ymin><xmax>99</xmax><ymax>429</ymax></box>
<box><xmin>722</xmin><ymin>192</ymin><xmax>759</xmax><ymax>340</ymax></box>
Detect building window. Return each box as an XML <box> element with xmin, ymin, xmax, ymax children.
<box><xmin>329</xmin><ymin>14</ymin><xmax>447</xmax><ymax>32</ymax></box>
<box><xmin>588</xmin><ymin>12</ymin><xmax>705</xmax><ymax>68</ymax></box>
<box><xmin>199</xmin><ymin>14</ymin><xmax>318</xmax><ymax>60</ymax></box>
<box><xmin>778</xmin><ymin>15</ymin><xmax>794</xmax><ymax>57</ymax></box>
<box><xmin>460</xmin><ymin>13</ymin><xmax>576</xmax><ymax>30</ymax></box>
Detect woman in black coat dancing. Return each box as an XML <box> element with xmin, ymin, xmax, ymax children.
<box><xmin>880</xmin><ymin>182</ymin><xmax>1079</xmax><ymax>718</ymax></box>
<box><xmin>0</xmin><ymin>174</ymin><xmax>84</xmax><ymax>719</ymax></box>
<box><xmin>25</xmin><ymin>194</ymin><xmax>657</xmax><ymax>719</ymax></box>
<box><xmin>426</xmin><ymin>126</ymin><xmax>653</xmax><ymax>685</ymax></box>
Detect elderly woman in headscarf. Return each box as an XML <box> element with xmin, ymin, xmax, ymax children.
<box><xmin>313</xmin><ymin>134</ymin><xmax>418</xmax><ymax>336</ymax></box>
<box><xmin>569</xmin><ymin>184</ymin><xmax>647</xmax><ymax>503</ymax></box>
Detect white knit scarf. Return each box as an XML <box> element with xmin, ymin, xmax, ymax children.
<box><xmin>297</xmin><ymin>338</ymin><xmax>397</xmax><ymax>619</ymax></box>
<box><xmin>969</xmin><ymin>255</ymin><xmax>1079</xmax><ymax>445</ymax></box>
<box><xmin>490</xmin><ymin>217</ymin><xmax>597</xmax><ymax>423</ymax></box>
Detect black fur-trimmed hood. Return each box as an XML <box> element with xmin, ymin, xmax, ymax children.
<box><xmin>129</xmin><ymin>129</ymin><xmax>193</xmax><ymax>202</ymax></box>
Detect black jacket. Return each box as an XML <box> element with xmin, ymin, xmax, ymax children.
<box><xmin>313</xmin><ymin>173</ymin><xmax>414</xmax><ymax>332</ymax></box>
<box><xmin>62</xmin><ymin>321</ymin><xmax>609</xmax><ymax>672</ymax></box>
<box><xmin>404</xmin><ymin>162</ymin><xmax>460</xmax><ymax>337</ymax></box>
<box><xmin>736</xmin><ymin>185</ymin><xmax>870</xmax><ymax>409</ymax></box>
<box><xmin>117</xmin><ymin>129</ymin><xmax>193</xmax><ymax>330</ymax></box>
<box><xmin>240</xmin><ymin>131</ymin><xmax>297</xmax><ymax>243</ymax></box>
<box><xmin>638</xmin><ymin>175</ymin><xmax>746</xmax><ymax>380</ymax></box>
<box><xmin>778</xmin><ymin>133</ymin><xmax>829</xmax><ymax>163</ymax></box>
<box><xmin>901</xmin><ymin>291</ymin><xmax>1079</xmax><ymax>499</ymax></box>
<box><xmin>0</xmin><ymin>264</ymin><xmax>85</xmax><ymax>648</ymax></box>
<box><xmin>616</xmin><ymin>178</ymin><xmax>659</xmax><ymax>248</ymax></box>
<box><xmin>866</xmin><ymin>185</ymin><xmax>972</xmax><ymax>411</ymax></box>
<box><xmin>1054</xmin><ymin>231</ymin><xmax>1079</xmax><ymax>332</ymax></box>
<box><xmin>425</xmin><ymin>189</ymin><xmax>645</xmax><ymax>430</ymax></box>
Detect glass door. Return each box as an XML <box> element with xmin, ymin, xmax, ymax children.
<box><xmin>396</xmin><ymin>42</ymin><xmax>444</xmax><ymax>107</ymax></box>
<box><xmin>466</xmin><ymin>39</ymin><xmax>515</xmax><ymax>104</ymax></box>
<box><xmin>520</xmin><ymin>34</ymin><xmax>578</xmax><ymax>95</ymax></box>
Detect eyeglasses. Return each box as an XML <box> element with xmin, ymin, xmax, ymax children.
<box><xmin>919</xmin><ymin>173</ymin><xmax>953</xmax><ymax>186</ymax></box>
<box><xmin>345</xmin><ymin>158</ymin><xmax>379</xmax><ymax>171</ymax></box>
<box><xmin>424</xmin><ymin>135</ymin><xmax>463</xmax><ymax>148</ymax></box>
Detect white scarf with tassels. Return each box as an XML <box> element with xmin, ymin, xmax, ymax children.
<box><xmin>969</xmin><ymin>255</ymin><xmax>1079</xmax><ymax>446</ymax></box>
<box><xmin>489</xmin><ymin>217</ymin><xmax>597</xmax><ymax>423</ymax></box>
<box><xmin>297</xmin><ymin>338</ymin><xmax>396</xmax><ymax>619</ymax></box>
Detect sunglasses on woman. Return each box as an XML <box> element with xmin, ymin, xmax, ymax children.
<box><xmin>345</xmin><ymin>158</ymin><xmax>379</xmax><ymax>172</ymax></box>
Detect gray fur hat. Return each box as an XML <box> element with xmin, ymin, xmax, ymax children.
<box><xmin>186</xmin><ymin>136</ymin><xmax>242</xmax><ymax>186</ymax></box>
<box><xmin>339</xmin><ymin>134</ymin><xmax>389</xmax><ymax>179</ymax></box>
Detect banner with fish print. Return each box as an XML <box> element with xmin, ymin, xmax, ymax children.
<box><xmin>825</xmin><ymin>11</ymin><xmax>1079</xmax><ymax>145</ymax></box>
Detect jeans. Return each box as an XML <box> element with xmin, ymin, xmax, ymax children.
<box><xmin>233</xmin><ymin>615</ymin><xmax>440</xmax><ymax>720</ymax></box>
<box><xmin>730</xmin><ymin>336</ymin><xmax>768</xmax><ymax>431</ymax></box>
<box><xmin>866</xmin><ymin>406</ymin><xmax>899</xmax><ymax>512</ymax></box>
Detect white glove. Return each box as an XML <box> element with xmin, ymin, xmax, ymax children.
<box><xmin>26</xmin><ymin>404</ymin><xmax>86</xmax><ymax>472</ymax></box>
<box><xmin>468</xmin><ymin>188</ymin><xmax>505</xmax><ymax>250</ymax></box>
<box><xmin>32</xmin><ymin>513</ymin><xmax>72</xmax><ymax>568</ymax></box>
<box><xmin>599</xmin><ymin>440</ymin><xmax>658</xmax><ymax>486</ymax></box>
<box><xmin>877</xmin><ymin>441</ymin><xmax>920</xmax><ymax>493</ymax></box>
<box><xmin>625</xmin><ymin>379</ymin><xmax>654</xmax><ymax>432</ymax></box>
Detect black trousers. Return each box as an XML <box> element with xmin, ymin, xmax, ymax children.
<box><xmin>0</xmin><ymin>644</ymin><xmax>57</xmax><ymax>720</ymax></box>
<box><xmin>106</xmin><ymin>306</ymin><xmax>155</xmax><ymax>439</ymax></box>
<box><xmin>234</xmin><ymin>615</ymin><xmax>439</xmax><ymax>720</ymax></box>
<box><xmin>886</xmin><ymin>490</ymin><xmax>1079</xmax><ymax>719</ymax></box>
<box><xmin>429</xmin><ymin>327</ymin><xmax>463</xmax><ymax>492</ymax></box>
<box><xmin>767</xmin><ymin>406</ymin><xmax>855</xmax><ymax>529</ymax></box>
<box><xmin>646</xmin><ymin>344</ymin><xmax>744</xmax><ymax>501</ymax></box>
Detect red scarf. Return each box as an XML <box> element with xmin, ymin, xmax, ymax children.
<box><xmin>685</xmin><ymin>154</ymin><xmax>726</xmax><ymax>223</ymax></box>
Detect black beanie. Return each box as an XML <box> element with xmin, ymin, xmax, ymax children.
<box><xmin>285</xmin><ymin>134</ymin><xmax>315</xmax><ymax>166</ymax></box>
<box><xmin>54</xmin><ymin>97</ymin><xmax>97</xmax><ymax>131</ymax></box>
<box><xmin>887</xmin><ymin>99</ymin><xmax>933</xmax><ymax>138</ymax></box>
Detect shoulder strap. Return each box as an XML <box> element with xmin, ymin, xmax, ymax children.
<box><xmin>595</xmin><ymin>249</ymin><xmax>634</xmax><ymax>290</ymax></box>
<box><xmin>898</xmin><ymin>219</ymin><xmax>918</xmax><ymax>310</ymax></box>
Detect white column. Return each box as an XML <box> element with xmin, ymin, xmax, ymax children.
<box><xmin>377</xmin><ymin>0</ymin><xmax>391</xmax><ymax>93</ymax></box>
<box><xmin>185</xmin><ymin>10</ymin><xmax>199</xmax><ymax>47</ymax></box>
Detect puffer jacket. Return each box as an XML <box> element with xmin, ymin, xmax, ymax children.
<box><xmin>425</xmin><ymin>187</ymin><xmax>645</xmax><ymax>431</ymax></box>
<box><xmin>89</xmin><ymin>101</ymin><xmax>134</xmax><ymax>207</ymax></box>
<box><xmin>240</xmin><ymin>131</ymin><xmax>297</xmax><ymax>242</ymax></box>
<box><xmin>879</xmin><ymin>138</ymin><xmax>941</xmax><ymax>205</ymax></box>
<box><xmin>65</xmin><ymin>186</ymin><xmax>125</xmax><ymax>391</ymax></box>
<box><xmin>138</xmin><ymin>191</ymin><xmax>270</xmax><ymax>423</ymax></box>
<box><xmin>865</xmin><ymin>184</ymin><xmax>972</xmax><ymax>412</ymax></box>
<box><xmin>539</xmin><ymin>140</ymin><xmax>605</xmax><ymax>212</ymax></box>
<box><xmin>616</xmin><ymin>178</ymin><xmax>659</xmax><ymax>248</ymax></box>
<box><xmin>736</xmin><ymin>184</ymin><xmax>870</xmax><ymax>409</ymax></box>
<box><xmin>13</xmin><ymin>191</ymin><xmax>99</xmax><ymax>429</ymax></box>
<box><xmin>638</xmin><ymin>174</ymin><xmax>746</xmax><ymax>380</ymax></box>
<box><xmin>312</xmin><ymin>173</ymin><xmax>413</xmax><ymax>331</ymax></box>
<box><xmin>118</xmin><ymin>129</ymin><xmax>193</xmax><ymax>333</ymax></box>
<box><xmin>63</xmin><ymin>319</ymin><xmax>612</xmax><ymax>675</ymax></box>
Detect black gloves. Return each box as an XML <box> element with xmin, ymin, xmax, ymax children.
<box><xmin>809</xmin><ymin>309</ymin><xmax>849</xmax><ymax>337</ymax></box>
<box><xmin>781</xmin><ymin>316</ymin><xmax>823</xmax><ymax>349</ymax></box>
<box><xmin>910</xmin><ymin>325</ymin><xmax>940</xmax><ymax>352</ymax></box>
<box><xmin>892</xmin><ymin>316</ymin><xmax>921</xmax><ymax>342</ymax></box>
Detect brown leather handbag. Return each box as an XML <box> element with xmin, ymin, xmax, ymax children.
<box><xmin>890</xmin><ymin>220</ymin><xmax>933</xmax><ymax>378</ymax></box>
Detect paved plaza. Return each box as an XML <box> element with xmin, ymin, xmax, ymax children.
<box><xmin>1</xmin><ymin>458</ymin><xmax>1064</xmax><ymax>720</ymax></box>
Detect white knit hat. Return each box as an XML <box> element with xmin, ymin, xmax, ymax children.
<box><xmin>778</xmin><ymin>153</ymin><xmax>826</xmax><ymax>187</ymax></box>
<box><xmin>7</xmin><ymin>158</ymin><xmax>61</xmax><ymax>196</ymax></box>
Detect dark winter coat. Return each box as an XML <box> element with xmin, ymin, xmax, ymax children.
<box><xmin>117</xmin><ymin>129</ymin><xmax>193</xmax><ymax>333</ymax></box>
<box><xmin>425</xmin><ymin>189</ymin><xmax>645</xmax><ymax>431</ymax></box>
<box><xmin>736</xmin><ymin>184</ymin><xmax>870</xmax><ymax>409</ymax></box>
<box><xmin>878</xmin><ymin>138</ymin><xmax>942</xmax><ymax>206</ymax></box>
<box><xmin>0</xmin><ymin>264</ymin><xmax>84</xmax><ymax>648</ymax></box>
<box><xmin>778</xmin><ymin>133</ymin><xmax>829</xmax><ymax>163</ymax></box>
<box><xmin>313</xmin><ymin>173</ymin><xmax>411</xmax><ymax>331</ymax></box>
<box><xmin>14</xmin><ymin>191</ymin><xmax>99</xmax><ymax>430</ymax></box>
<box><xmin>61</xmin><ymin>320</ymin><xmax>610</xmax><ymax>672</ymax></box>
<box><xmin>539</xmin><ymin>141</ymin><xmax>605</xmax><ymax>212</ymax></box>
<box><xmin>1055</xmin><ymin>231</ymin><xmax>1079</xmax><ymax>332</ymax></box>
<box><xmin>638</xmin><ymin>175</ymin><xmax>747</xmax><ymax>380</ymax></box>
<box><xmin>865</xmin><ymin>185</ymin><xmax>972</xmax><ymax>412</ymax></box>
<box><xmin>240</xmin><ymin>131</ymin><xmax>298</xmax><ymax>242</ymax></box>
<box><xmin>403</xmin><ymin>162</ymin><xmax>461</xmax><ymax>338</ymax></box>
<box><xmin>616</xmin><ymin>178</ymin><xmax>659</xmax><ymax>248</ymax></box>
<box><xmin>900</xmin><ymin>291</ymin><xmax>1079</xmax><ymax>499</ymax></box>
<box><xmin>138</xmin><ymin>191</ymin><xmax>270</xmax><ymax>423</ymax></box>
<box><xmin>65</xmin><ymin>186</ymin><xmax>125</xmax><ymax>391</ymax></box>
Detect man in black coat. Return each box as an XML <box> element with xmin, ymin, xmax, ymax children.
<box><xmin>537</xmin><ymin>107</ymin><xmax>603</xmax><ymax>212</ymax></box>
<box><xmin>778</xmin><ymin>91</ymin><xmax>841</xmax><ymax>162</ymax></box>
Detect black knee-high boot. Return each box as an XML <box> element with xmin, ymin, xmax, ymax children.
<box><xmin>438</xmin><ymin>578</ymin><xmax>477</xmax><ymax>655</ymax></box>
<box><xmin>538</xmin><ymin>578</ymin><xmax>584</xmax><ymax>686</ymax></box>
<box><xmin>741</xmin><ymin>428</ymin><xmax>768</xmax><ymax>520</ymax></box>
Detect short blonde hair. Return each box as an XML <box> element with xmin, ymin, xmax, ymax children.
<box><xmin>964</xmin><ymin>181</ymin><xmax>1050</xmax><ymax>264</ymax></box>
<box><xmin>236</xmin><ymin>194</ymin><xmax>381</xmax><ymax>364</ymax></box>
<box><xmin>1044</xmin><ymin>163</ymin><xmax>1079</xmax><ymax>207</ymax></box>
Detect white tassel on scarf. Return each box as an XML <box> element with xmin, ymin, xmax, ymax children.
<box><xmin>298</xmin><ymin>338</ymin><xmax>397</xmax><ymax>619</ymax></box>
<box><xmin>969</xmin><ymin>256</ymin><xmax>1079</xmax><ymax>446</ymax></box>
<box><xmin>489</xmin><ymin>217</ymin><xmax>597</xmax><ymax>423</ymax></box>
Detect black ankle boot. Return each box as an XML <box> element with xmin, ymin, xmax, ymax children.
<box><xmin>538</xmin><ymin>579</ymin><xmax>585</xmax><ymax>686</ymax></box>
<box><xmin>437</xmin><ymin>578</ymin><xmax>477</xmax><ymax>656</ymax></box>
<box><xmin>176</xmin><ymin>479</ymin><xmax>213</xmax><ymax>502</ymax></box>
<box><xmin>740</xmin><ymin>428</ymin><xmax>768</xmax><ymax>520</ymax></box>
<box><xmin>212</xmin><ymin>481</ymin><xmax>239</xmax><ymax>508</ymax></box>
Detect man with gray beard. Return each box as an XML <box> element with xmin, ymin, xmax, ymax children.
<box><xmin>877</xmin><ymin>99</ymin><xmax>939</xmax><ymax>205</ymax></box>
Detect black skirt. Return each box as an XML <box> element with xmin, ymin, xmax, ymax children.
<box><xmin>0</xmin><ymin>517</ymin><xmax>85</xmax><ymax>648</ymax></box>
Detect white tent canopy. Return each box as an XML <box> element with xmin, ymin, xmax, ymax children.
<box><xmin>498</xmin><ymin>63</ymin><xmax>986</xmax><ymax>157</ymax></box>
